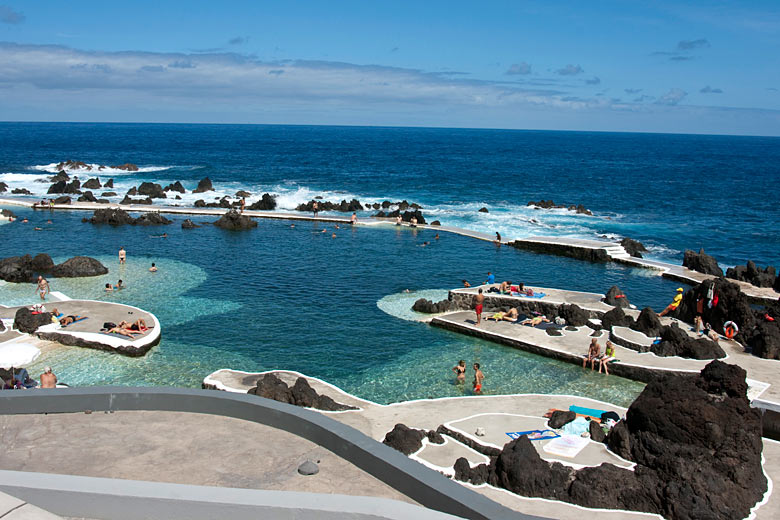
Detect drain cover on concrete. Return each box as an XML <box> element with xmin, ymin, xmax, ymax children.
<box><xmin>298</xmin><ymin>460</ymin><xmax>319</xmax><ymax>475</ymax></box>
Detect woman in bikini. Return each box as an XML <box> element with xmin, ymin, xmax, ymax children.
<box><xmin>452</xmin><ymin>360</ymin><xmax>466</xmax><ymax>383</ymax></box>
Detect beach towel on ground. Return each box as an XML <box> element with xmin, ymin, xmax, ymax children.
<box><xmin>542</xmin><ymin>435</ymin><xmax>590</xmax><ymax>458</ymax></box>
<box><xmin>506</xmin><ymin>429</ymin><xmax>560</xmax><ymax>441</ymax></box>
<box><xmin>569</xmin><ymin>405</ymin><xmax>608</xmax><ymax>418</ymax></box>
<box><xmin>516</xmin><ymin>292</ymin><xmax>546</xmax><ymax>299</ymax></box>
<box><xmin>561</xmin><ymin>416</ymin><xmax>590</xmax><ymax>436</ymax></box>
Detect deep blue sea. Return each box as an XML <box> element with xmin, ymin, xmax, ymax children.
<box><xmin>1</xmin><ymin>123</ymin><xmax>778</xmax><ymax>405</ymax></box>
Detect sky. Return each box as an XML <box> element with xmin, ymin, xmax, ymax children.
<box><xmin>0</xmin><ymin>1</ymin><xmax>779</xmax><ymax>135</ymax></box>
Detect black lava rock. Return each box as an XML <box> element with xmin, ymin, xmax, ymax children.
<box><xmin>558</xmin><ymin>303</ymin><xmax>589</xmax><ymax>326</ymax></box>
<box><xmin>600</xmin><ymin>306</ymin><xmax>634</xmax><ymax>331</ymax></box>
<box><xmin>382</xmin><ymin>424</ymin><xmax>426</xmax><ymax>455</ymax></box>
<box><xmin>137</xmin><ymin>182</ymin><xmax>166</xmax><ymax>199</ymax></box>
<box><xmin>247</xmin><ymin>373</ymin><xmax>356</xmax><ymax>411</ymax></box>
<box><xmin>478</xmin><ymin>207</ymin><xmax>489</xmax><ymax>213</ymax></box>
<box><xmin>181</xmin><ymin>219</ymin><xmax>200</xmax><ymax>229</ymax></box>
<box><xmin>247</xmin><ymin>193</ymin><xmax>277</xmax><ymax>210</ymax></box>
<box><xmin>163</xmin><ymin>181</ymin><xmax>186</xmax><ymax>193</ymax></box>
<box><xmin>727</xmin><ymin>260</ymin><xmax>778</xmax><ymax>289</ymax></box>
<box><xmin>53</xmin><ymin>196</ymin><xmax>71</xmax><ymax>204</ymax></box>
<box><xmin>192</xmin><ymin>177</ymin><xmax>214</xmax><ymax>193</ymax></box>
<box><xmin>631</xmin><ymin>307</ymin><xmax>663</xmax><ymax>337</ymax></box>
<box><xmin>82</xmin><ymin>178</ymin><xmax>101</xmax><ymax>190</ymax></box>
<box><xmin>50</xmin><ymin>256</ymin><xmax>108</xmax><ymax>278</ymax></box>
<box><xmin>13</xmin><ymin>307</ymin><xmax>53</xmax><ymax>334</ymax></box>
<box><xmin>412</xmin><ymin>298</ymin><xmax>451</xmax><ymax>313</ymax></box>
<box><xmin>77</xmin><ymin>191</ymin><xmax>97</xmax><ymax>202</ymax></box>
<box><xmin>214</xmin><ymin>210</ymin><xmax>257</xmax><ymax>230</ymax></box>
<box><xmin>620</xmin><ymin>237</ymin><xmax>647</xmax><ymax>258</ymax></box>
<box><xmin>548</xmin><ymin>410</ymin><xmax>576</xmax><ymax>428</ymax></box>
<box><xmin>682</xmin><ymin>248</ymin><xmax>724</xmax><ymax>276</ymax></box>
<box><xmin>603</xmin><ymin>285</ymin><xmax>630</xmax><ymax>308</ymax></box>
<box><xmin>651</xmin><ymin>323</ymin><xmax>725</xmax><ymax>359</ymax></box>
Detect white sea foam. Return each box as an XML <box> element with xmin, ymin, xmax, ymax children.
<box><xmin>30</xmin><ymin>163</ymin><xmax>172</xmax><ymax>175</ymax></box>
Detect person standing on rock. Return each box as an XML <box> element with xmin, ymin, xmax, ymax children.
<box><xmin>495</xmin><ymin>231</ymin><xmax>501</xmax><ymax>246</ymax></box>
<box><xmin>118</xmin><ymin>247</ymin><xmax>126</xmax><ymax>265</ymax></box>
<box><xmin>474</xmin><ymin>288</ymin><xmax>485</xmax><ymax>326</ymax></box>
<box><xmin>473</xmin><ymin>363</ymin><xmax>484</xmax><ymax>394</ymax></box>
<box><xmin>350</xmin><ymin>212</ymin><xmax>357</xmax><ymax>225</ymax></box>
<box><xmin>312</xmin><ymin>201</ymin><xmax>318</xmax><ymax>218</ymax></box>
<box><xmin>240</xmin><ymin>197</ymin><xmax>246</xmax><ymax>214</ymax></box>
<box><xmin>35</xmin><ymin>275</ymin><xmax>49</xmax><ymax>300</ymax></box>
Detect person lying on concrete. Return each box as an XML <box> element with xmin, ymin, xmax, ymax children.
<box><xmin>59</xmin><ymin>315</ymin><xmax>87</xmax><ymax>327</ymax></box>
<box><xmin>520</xmin><ymin>315</ymin><xmax>550</xmax><ymax>326</ymax></box>
<box><xmin>118</xmin><ymin>319</ymin><xmax>148</xmax><ymax>332</ymax></box>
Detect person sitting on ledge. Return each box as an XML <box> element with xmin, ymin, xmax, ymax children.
<box><xmin>521</xmin><ymin>315</ymin><xmax>550</xmax><ymax>326</ymax></box>
<box><xmin>658</xmin><ymin>287</ymin><xmax>684</xmax><ymax>317</ymax></box>
<box><xmin>485</xmin><ymin>271</ymin><xmax>495</xmax><ymax>285</ymax></box>
<box><xmin>583</xmin><ymin>338</ymin><xmax>601</xmax><ymax>370</ymax></box>
<box><xmin>59</xmin><ymin>315</ymin><xmax>86</xmax><ymax>327</ymax></box>
<box><xmin>40</xmin><ymin>367</ymin><xmax>58</xmax><ymax>389</ymax></box>
<box><xmin>462</xmin><ymin>279</ymin><xmax>471</xmax><ymax>288</ymax></box>
<box><xmin>599</xmin><ymin>340</ymin><xmax>616</xmax><ymax>375</ymax></box>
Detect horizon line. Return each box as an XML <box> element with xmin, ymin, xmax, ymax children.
<box><xmin>0</xmin><ymin>120</ymin><xmax>778</xmax><ymax>139</ymax></box>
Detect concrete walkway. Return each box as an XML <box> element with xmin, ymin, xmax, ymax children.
<box><xmin>204</xmin><ymin>369</ymin><xmax>780</xmax><ymax>520</ymax></box>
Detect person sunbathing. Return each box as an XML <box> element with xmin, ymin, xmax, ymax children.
<box><xmin>488</xmin><ymin>307</ymin><xmax>520</xmax><ymax>322</ymax></box>
<box><xmin>520</xmin><ymin>315</ymin><xmax>550</xmax><ymax>326</ymax></box>
<box><xmin>107</xmin><ymin>326</ymin><xmax>141</xmax><ymax>337</ymax></box>
<box><xmin>59</xmin><ymin>315</ymin><xmax>86</xmax><ymax>327</ymax></box>
<box><xmin>118</xmin><ymin>319</ymin><xmax>148</xmax><ymax>332</ymax></box>
<box><xmin>498</xmin><ymin>280</ymin><xmax>512</xmax><ymax>294</ymax></box>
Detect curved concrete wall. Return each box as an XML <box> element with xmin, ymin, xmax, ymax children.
<box><xmin>0</xmin><ymin>387</ymin><xmax>545</xmax><ymax>520</ymax></box>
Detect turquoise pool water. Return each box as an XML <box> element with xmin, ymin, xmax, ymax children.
<box><xmin>0</xmin><ymin>206</ymin><xmax>669</xmax><ymax>405</ymax></box>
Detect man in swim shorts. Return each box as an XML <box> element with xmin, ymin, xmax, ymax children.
<box><xmin>40</xmin><ymin>366</ymin><xmax>57</xmax><ymax>388</ymax></box>
<box><xmin>118</xmin><ymin>247</ymin><xmax>126</xmax><ymax>264</ymax></box>
<box><xmin>583</xmin><ymin>338</ymin><xmax>601</xmax><ymax>370</ymax></box>
<box><xmin>659</xmin><ymin>287</ymin><xmax>684</xmax><ymax>317</ymax></box>
<box><xmin>473</xmin><ymin>363</ymin><xmax>484</xmax><ymax>394</ymax></box>
<box><xmin>474</xmin><ymin>288</ymin><xmax>484</xmax><ymax>326</ymax></box>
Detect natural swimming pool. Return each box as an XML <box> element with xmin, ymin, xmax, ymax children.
<box><xmin>0</xmin><ymin>205</ymin><xmax>688</xmax><ymax>405</ymax></box>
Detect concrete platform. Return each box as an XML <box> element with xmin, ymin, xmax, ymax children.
<box><xmin>0</xmin><ymin>410</ymin><xmax>416</xmax><ymax>506</ymax></box>
<box><xmin>0</xmin><ymin>300</ymin><xmax>160</xmax><ymax>357</ymax></box>
<box><xmin>0</xmin><ymin>490</ymin><xmax>63</xmax><ymax>519</ymax></box>
<box><xmin>204</xmin><ymin>369</ymin><xmax>780</xmax><ymax>520</ymax></box>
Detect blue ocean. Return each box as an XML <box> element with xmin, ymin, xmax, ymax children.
<box><xmin>1</xmin><ymin>123</ymin><xmax>778</xmax><ymax>405</ymax></box>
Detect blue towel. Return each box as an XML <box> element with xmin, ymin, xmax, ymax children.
<box><xmin>515</xmin><ymin>292</ymin><xmax>546</xmax><ymax>299</ymax></box>
<box><xmin>506</xmin><ymin>429</ymin><xmax>560</xmax><ymax>441</ymax></box>
<box><xmin>569</xmin><ymin>405</ymin><xmax>608</xmax><ymax>418</ymax></box>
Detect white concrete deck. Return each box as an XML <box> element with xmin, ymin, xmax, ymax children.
<box><xmin>204</xmin><ymin>369</ymin><xmax>780</xmax><ymax>520</ymax></box>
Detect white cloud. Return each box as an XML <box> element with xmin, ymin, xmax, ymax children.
<box><xmin>656</xmin><ymin>88</ymin><xmax>687</xmax><ymax>106</ymax></box>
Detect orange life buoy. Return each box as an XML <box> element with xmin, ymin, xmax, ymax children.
<box><xmin>723</xmin><ymin>321</ymin><xmax>738</xmax><ymax>339</ymax></box>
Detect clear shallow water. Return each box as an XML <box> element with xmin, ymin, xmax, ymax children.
<box><xmin>1</xmin><ymin>123</ymin><xmax>777</xmax><ymax>406</ymax></box>
<box><xmin>0</xmin><ymin>205</ymin><xmax>660</xmax><ymax>405</ymax></box>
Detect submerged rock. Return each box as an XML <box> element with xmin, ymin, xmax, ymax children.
<box><xmin>682</xmin><ymin>248</ymin><xmax>723</xmax><ymax>276</ymax></box>
<box><xmin>11</xmin><ymin>188</ymin><xmax>32</xmax><ymax>195</ymax></box>
<box><xmin>412</xmin><ymin>298</ymin><xmax>451</xmax><ymax>314</ymax></box>
<box><xmin>527</xmin><ymin>199</ymin><xmax>593</xmax><ymax>215</ymax></box>
<box><xmin>181</xmin><ymin>219</ymin><xmax>200</xmax><ymax>229</ymax></box>
<box><xmin>134</xmin><ymin>212</ymin><xmax>173</xmax><ymax>225</ymax></box>
<box><xmin>213</xmin><ymin>210</ymin><xmax>257</xmax><ymax>230</ymax></box>
<box><xmin>297</xmin><ymin>198</ymin><xmax>364</xmax><ymax>212</ymax></box>
<box><xmin>50</xmin><ymin>256</ymin><xmax>108</xmax><ymax>278</ymax></box>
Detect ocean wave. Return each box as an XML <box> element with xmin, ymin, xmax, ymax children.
<box><xmin>30</xmin><ymin>163</ymin><xmax>172</xmax><ymax>175</ymax></box>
